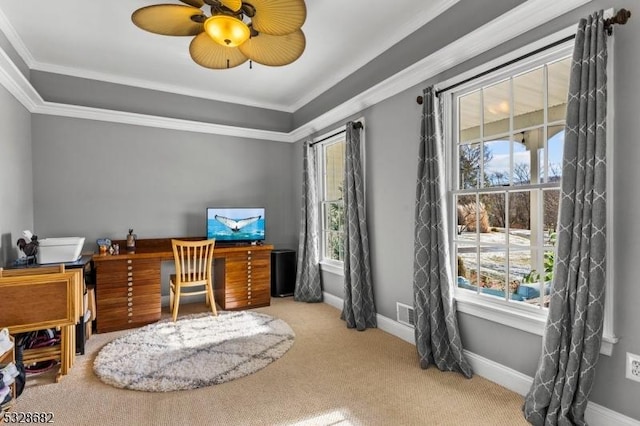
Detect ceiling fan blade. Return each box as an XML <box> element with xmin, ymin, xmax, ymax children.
<box><xmin>238</xmin><ymin>29</ymin><xmax>305</xmax><ymax>66</ymax></box>
<box><xmin>189</xmin><ymin>32</ymin><xmax>248</xmax><ymax>69</ymax></box>
<box><xmin>247</xmin><ymin>0</ymin><xmax>306</xmax><ymax>36</ymax></box>
<box><xmin>132</xmin><ymin>4</ymin><xmax>204</xmax><ymax>36</ymax></box>
<box><xmin>220</xmin><ymin>0</ymin><xmax>242</xmax><ymax>12</ymax></box>
<box><xmin>179</xmin><ymin>0</ymin><xmax>205</xmax><ymax>7</ymax></box>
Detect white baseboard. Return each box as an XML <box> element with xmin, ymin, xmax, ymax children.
<box><xmin>321</xmin><ymin>291</ymin><xmax>640</xmax><ymax>426</ymax></box>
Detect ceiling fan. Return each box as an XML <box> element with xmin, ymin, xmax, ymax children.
<box><xmin>132</xmin><ymin>0</ymin><xmax>306</xmax><ymax>69</ymax></box>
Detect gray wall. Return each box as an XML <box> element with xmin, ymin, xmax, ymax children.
<box><xmin>31</xmin><ymin>115</ymin><xmax>298</xmax><ymax>252</ymax></box>
<box><xmin>0</xmin><ymin>85</ymin><xmax>33</xmax><ymax>267</ymax></box>
<box><xmin>301</xmin><ymin>0</ymin><xmax>640</xmax><ymax>420</ymax></box>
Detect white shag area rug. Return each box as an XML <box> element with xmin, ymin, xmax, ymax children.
<box><xmin>93</xmin><ymin>311</ymin><xmax>295</xmax><ymax>392</ymax></box>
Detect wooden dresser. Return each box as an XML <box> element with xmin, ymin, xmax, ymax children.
<box><xmin>93</xmin><ymin>257</ymin><xmax>161</xmax><ymax>333</ymax></box>
<box><xmin>214</xmin><ymin>247</ymin><xmax>271</xmax><ymax>310</ymax></box>
<box><xmin>92</xmin><ymin>237</ymin><xmax>272</xmax><ymax>333</ymax></box>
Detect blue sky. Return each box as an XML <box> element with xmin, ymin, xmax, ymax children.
<box><xmin>483</xmin><ymin>130</ymin><xmax>564</xmax><ymax>180</ymax></box>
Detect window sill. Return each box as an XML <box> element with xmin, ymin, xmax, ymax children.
<box><xmin>319</xmin><ymin>260</ymin><xmax>343</xmax><ymax>276</ymax></box>
<box><xmin>454</xmin><ymin>293</ymin><xmax>617</xmax><ymax>356</ymax></box>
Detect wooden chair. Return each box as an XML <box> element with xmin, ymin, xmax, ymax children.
<box><xmin>170</xmin><ymin>239</ymin><xmax>217</xmax><ymax>321</ymax></box>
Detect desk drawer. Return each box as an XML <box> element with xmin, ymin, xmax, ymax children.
<box><xmin>97</xmin><ymin>281</ymin><xmax>160</xmax><ymax>299</ymax></box>
<box><xmin>97</xmin><ymin>310</ymin><xmax>161</xmax><ymax>333</ymax></box>
<box><xmin>95</xmin><ymin>259</ymin><xmax>161</xmax><ymax>333</ymax></box>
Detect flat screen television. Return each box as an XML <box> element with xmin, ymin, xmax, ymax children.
<box><xmin>206</xmin><ymin>207</ymin><xmax>265</xmax><ymax>244</ymax></box>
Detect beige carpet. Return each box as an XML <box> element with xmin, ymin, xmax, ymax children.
<box><xmin>12</xmin><ymin>298</ymin><xmax>528</xmax><ymax>425</ymax></box>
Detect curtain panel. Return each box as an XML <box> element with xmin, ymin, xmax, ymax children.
<box><xmin>294</xmin><ymin>142</ymin><xmax>323</xmax><ymax>303</ymax></box>
<box><xmin>523</xmin><ymin>11</ymin><xmax>608</xmax><ymax>425</ymax></box>
<box><xmin>413</xmin><ymin>87</ymin><xmax>472</xmax><ymax>378</ymax></box>
<box><xmin>341</xmin><ymin>122</ymin><xmax>377</xmax><ymax>330</ymax></box>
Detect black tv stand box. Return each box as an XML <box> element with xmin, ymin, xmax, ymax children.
<box><xmin>271</xmin><ymin>249</ymin><xmax>296</xmax><ymax>297</ymax></box>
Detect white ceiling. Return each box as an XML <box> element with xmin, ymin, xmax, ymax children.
<box><xmin>0</xmin><ymin>0</ymin><xmax>460</xmax><ymax>112</ymax></box>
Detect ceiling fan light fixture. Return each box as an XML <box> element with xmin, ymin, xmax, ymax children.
<box><xmin>204</xmin><ymin>15</ymin><xmax>250</xmax><ymax>47</ymax></box>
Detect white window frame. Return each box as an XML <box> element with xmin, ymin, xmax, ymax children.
<box><xmin>440</xmin><ymin>31</ymin><xmax>617</xmax><ymax>355</ymax></box>
<box><xmin>315</xmin><ymin>120</ymin><xmax>366</xmax><ymax>277</ymax></box>
<box><xmin>316</xmin><ymin>129</ymin><xmax>347</xmax><ymax>276</ymax></box>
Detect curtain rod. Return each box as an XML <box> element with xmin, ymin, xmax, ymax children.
<box><xmin>309</xmin><ymin>121</ymin><xmax>363</xmax><ymax>147</ymax></box>
<box><xmin>416</xmin><ymin>8</ymin><xmax>632</xmax><ymax>105</ymax></box>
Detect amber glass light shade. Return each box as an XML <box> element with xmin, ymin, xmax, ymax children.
<box><xmin>204</xmin><ymin>15</ymin><xmax>250</xmax><ymax>47</ymax></box>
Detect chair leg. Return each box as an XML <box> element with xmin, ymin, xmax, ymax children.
<box><xmin>206</xmin><ymin>282</ymin><xmax>217</xmax><ymax>316</ymax></box>
<box><xmin>172</xmin><ymin>286</ymin><xmax>181</xmax><ymax>322</ymax></box>
<box><xmin>169</xmin><ymin>284</ymin><xmax>174</xmax><ymax>314</ymax></box>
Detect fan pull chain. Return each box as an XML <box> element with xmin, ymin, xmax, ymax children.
<box><xmin>226</xmin><ymin>59</ymin><xmax>230</xmax><ymax>69</ymax></box>
<box><xmin>250</xmin><ymin>60</ymin><xmax>253</xmax><ymax>70</ymax></box>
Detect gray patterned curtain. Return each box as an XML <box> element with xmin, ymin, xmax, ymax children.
<box><xmin>523</xmin><ymin>11</ymin><xmax>608</xmax><ymax>425</ymax></box>
<box><xmin>294</xmin><ymin>142</ymin><xmax>323</xmax><ymax>302</ymax></box>
<box><xmin>341</xmin><ymin>122</ymin><xmax>377</xmax><ymax>330</ymax></box>
<box><xmin>413</xmin><ymin>87</ymin><xmax>472</xmax><ymax>378</ymax></box>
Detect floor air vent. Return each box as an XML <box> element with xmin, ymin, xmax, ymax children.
<box><xmin>396</xmin><ymin>302</ymin><xmax>415</xmax><ymax>327</ymax></box>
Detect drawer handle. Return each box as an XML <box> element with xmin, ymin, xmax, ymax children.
<box><xmin>127</xmin><ymin>260</ymin><xmax>132</xmax><ymax>264</ymax></box>
<box><xmin>128</xmin><ymin>272</ymin><xmax>133</xmax><ymax>277</ymax></box>
<box><xmin>248</xmin><ymin>301</ymin><xmax>252</xmax><ymax>305</ymax></box>
<box><xmin>128</xmin><ymin>319</ymin><xmax>132</xmax><ymax>323</ymax></box>
<box><xmin>128</xmin><ymin>307</ymin><xmax>133</xmax><ymax>312</ymax></box>
<box><xmin>128</xmin><ymin>292</ymin><xmax>133</xmax><ymax>297</ymax></box>
<box><xmin>248</xmin><ymin>295</ymin><xmax>251</xmax><ymax>299</ymax></box>
<box><xmin>247</xmin><ymin>256</ymin><xmax>251</xmax><ymax>261</ymax></box>
<box><xmin>247</xmin><ymin>250</ymin><xmax>252</xmax><ymax>254</ymax></box>
<box><xmin>127</xmin><ymin>266</ymin><xmax>133</xmax><ymax>271</ymax></box>
<box><xmin>128</xmin><ymin>302</ymin><xmax>133</xmax><ymax>307</ymax></box>
<box><xmin>128</xmin><ymin>312</ymin><xmax>133</xmax><ymax>317</ymax></box>
<box><xmin>128</xmin><ymin>297</ymin><xmax>133</xmax><ymax>302</ymax></box>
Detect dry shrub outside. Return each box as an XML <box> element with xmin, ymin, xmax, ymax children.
<box><xmin>457</xmin><ymin>202</ymin><xmax>491</xmax><ymax>233</ymax></box>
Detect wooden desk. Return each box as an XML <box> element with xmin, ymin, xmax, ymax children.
<box><xmin>92</xmin><ymin>237</ymin><xmax>273</xmax><ymax>333</ymax></box>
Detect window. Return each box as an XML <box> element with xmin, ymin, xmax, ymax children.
<box><xmin>451</xmin><ymin>52</ymin><xmax>571</xmax><ymax>313</ymax></box>
<box><xmin>439</xmin><ymin>39</ymin><xmax>579</xmax><ymax>327</ymax></box>
<box><xmin>317</xmin><ymin>133</ymin><xmax>346</xmax><ymax>267</ymax></box>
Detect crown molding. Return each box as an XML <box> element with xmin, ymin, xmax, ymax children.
<box><xmin>0</xmin><ymin>8</ymin><xmax>35</xmax><ymax>68</ymax></box>
<box><xmin>34</xmin><ymin>102</ymin><xmax>296</xmax><ymax>142</ymax></box>
<box><xmin>0</xmin><ymin>0</ymin><xmax>592</xmax><ymax>144</ymax></box>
